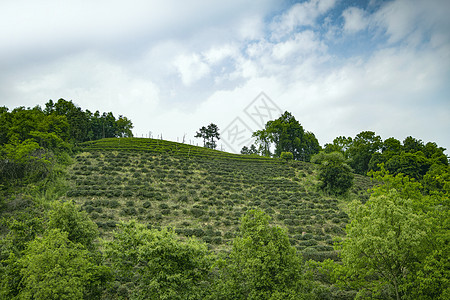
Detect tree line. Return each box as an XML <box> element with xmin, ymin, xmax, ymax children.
<box><xmin>0</xmin><ymin>99</ymin><xmax>133</xmax><ymax>185</ymax></box>
<box><xmin>193</xmin><ymin>111</ymin><xmax>447</xmax><ymax>196</ymax></box>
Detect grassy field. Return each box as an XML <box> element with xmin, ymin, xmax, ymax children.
<box><xmin>64</xmin><ymin>137</ymin><xmax>373</xmax><ymax>261</ymax></box>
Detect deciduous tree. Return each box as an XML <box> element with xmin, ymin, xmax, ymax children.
<box><xmin>334</xmin><ymin>168</ymin><xmax>449</xmax><ymax>299</ymax></box>
<box><xmin>17</xmin><ymin>229</ymin><xmax>110</xmax><ymax>300</ymax></box>
<box><xmin>104</xmin><ymin>221</ymin><xmax>213</xmax><ymax>299</ymax></box>
<box><xmin>212</xmin><ymin>210</ymin><xmax>317</xmax><ymax>299</ymax></box>
<box><xmin>347</xmin><ymin>131</ymin><xmax>382</xmax><ymax>174</ymax></box>
<box><xmin>311</xmin><ymin>151</ymin><xmax>353</xmax><ymax>196</ymax></box>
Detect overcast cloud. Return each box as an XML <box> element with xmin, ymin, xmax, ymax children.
<box><xmin>1</xmin><ymin>0</ymin><xmax>449</xmax><ymax>152</ymax></box>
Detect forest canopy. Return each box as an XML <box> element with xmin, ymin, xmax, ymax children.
<box><xmin>0</xmin><ymin>99</ymin><xmax>133</xmax><ymax>185</ymax></box>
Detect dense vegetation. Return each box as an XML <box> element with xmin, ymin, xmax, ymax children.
<box><xmin>250</xmin><ymin>111</ymin><xmax>320</xmax><ymax>161</ymax></box>
<box><xmin>0</xmin><ymin>99</ymin><xmax>133</xmax><ymax>186</ymax></box>
<box><xmin>0</xmin><ymin>102</ymin><xmax>448</xmax><ymax>299</ymax></box>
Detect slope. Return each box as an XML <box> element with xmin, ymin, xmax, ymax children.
<box><xmin>64</xmin><ymin>137</ymin><xmax>373</xmax><ymax>260</ymax></box>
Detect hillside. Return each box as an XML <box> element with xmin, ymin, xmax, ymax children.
<box><xmin>65</xmin><ymin>137</ymin><xmax>373</xmax><ymax>260</ymax></box>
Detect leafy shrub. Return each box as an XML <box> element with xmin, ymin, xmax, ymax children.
<box><xmin>223</xmin><ymin>232</ymin><xmax>234</xmax><ymax>239</ymax></box>
<box><xmin>298</xmin><ymin>239</ymin><xmax>318</xmax><ymax>247</ymax></box>
<box><xmin>178</xmin><ymin>195</ymin><xmax>189</xmax><ymax>202</ymax></box>
<box><xmin>161</xmin><ymin>209</ymin><xmax>171</xmax><ymax>215</ymax></box>
<box><xmin>190</xmin><ymin>207</ymin><xmax>204</xmax><ymax>218</ymax></box>
<box><xmin>159</xmin><ymin>203</ymin><xmax>169</xmax><ymax>209</ymax></box>
<box><xmin>84</xmin><ymin>205</ymin><xmax>94</xmax><ymax>213</ymax></box>
<box><xmin>109</xmin><ymin>199</ymin><xmax>120</xmax><ymax>208</ymax></box>
<box><xmin>106</xmin><ymin>220</ymin><xmax>117</xmax><ymax>228</ymax></box>
<box><xmin>122</xmin><ymin>190</ymin><xmax>133</xmax><ymax>197</ymax></box>
<box><xmin>122</xmin><ymin>207</ymin><xmax>137</xmax><ymax>216</ymax></box>
<box><xmin>211</xmin><ymin>236</ymin><xmax>222</xmax><ymax>244</ymax></box>
<box><xmin>284</xmin><ymin>219</ymin><xmax>295</xmax><ymax>226</ymax></box>
<box><xmin>202</xmin><ymin>236</ymin><xmax>212</xmax><ymax>243</ymax></box>
<box><xmin>192</xmin><ymin>228</ymin><xmax>205</xmax><ymax>237</ymax></box>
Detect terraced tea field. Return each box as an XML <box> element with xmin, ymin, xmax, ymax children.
<box><xmin>64</xmin><ymin>137</ymin><xmax>373</xmax><ymax>260</ymax></box>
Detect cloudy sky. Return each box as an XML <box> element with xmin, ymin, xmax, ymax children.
<box><xmin>1</xmin><ymin>0</ymin><xmax>449</xmax><ymax>153</ymax></box>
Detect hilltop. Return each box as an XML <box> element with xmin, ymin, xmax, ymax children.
<box><xmin>65</xmin><ymin>137</ymin><xmax>373</xmax><ymax>259</ymax></box>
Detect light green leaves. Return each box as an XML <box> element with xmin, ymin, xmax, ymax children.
<box><xmin>104</xmin><ymin>220</ymin><xmax>213</xmax><ymax>299</ymax></box>
<box><xmin>18</xmin><ymin>229</ymin><xmax>108</xmax><ymax>300</ymax></box>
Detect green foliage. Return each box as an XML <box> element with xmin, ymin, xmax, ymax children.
<box><xmin>195</xmin><ymin>123</ymin><xmax>220</xmax><ymax>149</ymax></box>
<box><xmin>47</xmin><ymin>200</ymin><xmax>98</xmax><ymax>249</ymax></box>
<box><xmin>280</xmin><ymin>151</ymin><xmax>294</xmax><ymax>162</ymax></box>
<box><xmin>341</xmin><ymin>191</ymin><xmax>430</xmax><ymax>298</ymax></box>
<box><xmin>260</xmin><ymin>111</ymin><xmax>320</xmax><ymax>161</ymax></box>
<box><xmin>241</xmin><ymin>144</ymin><xmax>259</xmax><ymax>155</ymax></box>
<box><xmin>422</xmin><ymin>164</ymin><xmax>450</xmax><ymax>195</ymax></box>
<box><xmin>252</xmin><ymin>128</ymin><xmax>272</xmax><ymax>157</ymax></box>
<box><xmin>347</xmin><ymin>131</ymin><xmax>382</xmax><ymax>175</ymax></box>
<box><xmin>0</xmin><ymin>139</ymin><xmax>53</xmax><ymax>184</ymax></box>
<box><xmin>212</xmin><ymin>210</ymin><xmax>317</xmax><ymax>299</ymax></box>
<box><xmin>323</xmin><ymin>136</ymin><xmax>353</xmax><ymax>158</ymax></box>
<box><xmin>104</xmin><ymin>220</ymin><xmax>213</xmax><ymax>299</ymax></box>
<box><xmin>311</xmin><ymin>152</ymin><xmax>353</xmax><ymax>196</ymax></box>
<box><xmin>17</xmin><ymin>229</ymin><xmax>110</xmax><ymax>300</ymax></box>
<box><xmin>0</xmin><ymin>101</ymin><xmax>133</xmax><ymax>187</ymax></box>
<box><xmin>330</xmin><ymin>168</ymin><xmax>449</xmax><ymax>299</ymax></box>
<box><xmin>384</xmin><ymin>152</ymin><xmax>431</xmax><ymax>179</ymax></box>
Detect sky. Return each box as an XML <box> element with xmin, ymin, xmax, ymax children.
<box><xmin>1</xmin><ymin>0</ymin><xmax>449</xmax><ymax>153</ymax></box>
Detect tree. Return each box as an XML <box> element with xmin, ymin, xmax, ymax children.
<box><xmin>0</xmin><ymin>139</ymin><xmax>52</xmax><ymax>184</ymax></box>
<box><xmin>422</xmin><ymin>141</ymin><xmax>448</xmax><ymax>165</ymax></box>
<box><xmin>323</xmin><ymin>136</ymin><xmax>352</xmax><ymax>158</ymax></box>
<box><xmin>195</xmin><ymin>123</ymin><xmax>220</xmax><ymax>149</ymax></box>
<box><xmin>0</xmin><ymin>213</ymin><xmax>45</xmax><ymax>299</ymax></box>
<box><xmin>240</xmin><ymin>146</ymin><xmax>250</xmax><ymax>154</ymax></box>
<box><xmin>51</xmin><ymin>99</ymin><xmax>90</xmax><ymax>143</ymax></box>
<box><xmin>422</xmin><ymin>164</ymin><xmax>450</xmax><ymax>195</ymax></box>
<box><xmin>258</xmin><ymin>111</ymin><xmax>320</xmax><ymax>161</ymax></box>
<box><xmin>252</xmin><ymin>129</ymin><xmax>272</xmax><ymax>157</ymax></box>
<box><xmin>311</xmin><ymin>151</ymin><xmax>353</xmax><ymax>196</ymax></box>
<box><xmin>334</xmin><ymin>168</ymin><xmax>449</xmax><ymax>299</ymax></box>
<box><xmin>241</xmin><ymin>144</ymin><xmax>259</xmax><ymax>155</ymax></box>
<box><xmin>382</xmin><ymin>137</ymin><xmax>402</xmax><ymax>155</ymax></box>
<box><xmin>115</xmin><ymin>115</ymin><xmax>133</xmax><ymax>137</ymax></box>
<box><xmin>347</xmin><ymin>131</ymin><xmax>382</xmax><ymax>174</ymax></box>
<box><xmin>265</xmin><ymin>111</ymin><xmax>304</xmax><ymax>160</ymax></box>
<box><xmin>385</xmin><ymin>152</ymin><xmax>431</xmax><ymax>179</ymax></box>
<box><xmin>212</xmin><ymin>210</ymin><xmax>317</xmax><ymax>299</ymax></box>
<box><xmin>44</xmin><ymin>99</ymin><xmax>134</xmax><ymax>142</ymax></box>
<box><xmin>17</xmin><ymin>229</ymin><xmax>110</xmax><ymax>300</ymax></box>
<box><xmin>47</xmin><ymin>200</ymin><xmax>98</xmax><ymax>250</ymax></box>
<box><xmin>104</xmin><ymin>221</ymin><xmax>213</xmax><ymax>299</ymax></box>
<box><xmin>403</xmin><ymin>136</ymin><xmax>424</xmax><ymax>153</ymax></box>
<box><xmin>249</xmin><ymin>144</ymin><xmax>258</xmax><ymax>155</ymax></box>
<box><xmin>280</xmin><ymin>151</ymin><xmax>293</xmax><ymax>163</ymax></box>
<box><xmin>302</xmin><ymin>131</ymin><xmax>321</xmax><ymax>162</ymax></box>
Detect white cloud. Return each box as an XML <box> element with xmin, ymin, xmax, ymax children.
<box><xmin>373</xmin><ymin>0</ymin><xmax>450</xmax><ymax>46</ymax></box>
<box><xmin>204</xmin><ymin>44</ymin><xmax>239</xmax><ymax>65</ymax></box>
<box><xmin>272</xmin><ymin>30</ymin><xmax>326</xmax><ymax>60</ymax></box>
<box><xmin>173</xmin><ymin>53</ymin><xmax>211</xmax><ymax>86</ymax></box>
<box><xmin>11</xmin><ymin>52</ymin><xmax>160</xmax><ymax>129</ymax></box>
<box><xmin>270</xmin><ymin>0</ymin><xmax>337</xmax><ymax>39</ymax></box>
<box><xmin>1</xmin><ymin>0</ymin><xmax>449</xmax><ymax>153</ymax></box>
<box><xmin>342</xmin><ymin>7</ymin><xmax>368</xmax><ymax>33</ymax></box>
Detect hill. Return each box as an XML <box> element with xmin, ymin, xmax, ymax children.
<box><xmin>64</xmin><ymin>137</ymin><xmax>373</xmax><ymax>260</ymax></box>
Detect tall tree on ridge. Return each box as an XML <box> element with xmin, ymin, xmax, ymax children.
<box><xmin>195</xmin><ymin>123</ymin><xmax>220</xmax><ymax>149</ymax></box>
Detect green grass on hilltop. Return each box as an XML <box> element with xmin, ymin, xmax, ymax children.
<box><xmin>65</xmin><ymin>137</ymin><xmax>373</xmax><ymax>261</ymax></box>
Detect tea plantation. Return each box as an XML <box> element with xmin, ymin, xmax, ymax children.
<box><xmin>65</xmin><ymin>137</ymin><xmax>373</xmax><ymax>260</ymax></box>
